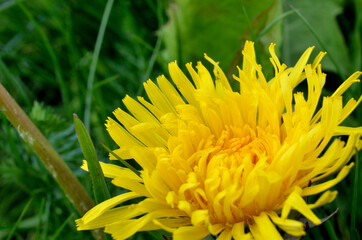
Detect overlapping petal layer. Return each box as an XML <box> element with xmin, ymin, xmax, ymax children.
<box><xmin>76</xmin><ymin>41</ymin><xmax>362</xmax><ymax>240</ymax></box>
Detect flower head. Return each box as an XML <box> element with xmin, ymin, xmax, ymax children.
<box><xmin>76</xmin><ymin>41</ymin><xmax>362</xmax><ymax>240</ymax></box>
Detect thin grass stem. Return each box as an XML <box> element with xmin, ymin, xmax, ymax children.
<box><xmin>137</xmin><ymin>0</ymin><xmax>164</xmax><ymax>96</ymax></box>
<box><xmin>84</xmin><ymin>0</ymin><xmax>114</xmax><ymax>130</ymax></box>
<box><xmin>35</xmin><ymin>197</ymin><xmax>46</xmax><ymax>240</ymax></box>
<box><xmin>324</xmin><ymin>218</ymin><xmax>339</xmax><ymax>240</ymax></box>
<box><xmin>50</xmin><ymin>213</ymin><xmax>75</xmax><ymax>240</ymax></box>
<box><xmin>6</xmin><ymin>198</ymin><xmax>32</xmax><ymax>240</ymax></box>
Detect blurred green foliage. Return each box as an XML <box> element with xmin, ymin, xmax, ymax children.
<box><xmin>0</xmin><ymin>0</ymin><xmax>361</xmax><ymax>239</ymax></box>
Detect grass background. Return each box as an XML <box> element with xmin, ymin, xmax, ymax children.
<box><xmin>0</xmin><ymin>0</ymin><xmax>361</xmax><ymax>239</ymax></box>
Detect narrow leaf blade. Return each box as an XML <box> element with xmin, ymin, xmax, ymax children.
<box><xmin>73</xmin><ymin>114</ymin><xmax>110</xmax><ymax>204</ymax></box>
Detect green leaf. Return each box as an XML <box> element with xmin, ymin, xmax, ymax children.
<box><xmin>282</xmin><ymin>0</ymin><xmax>350</xmax><ymax>78</ymax></box>
<box><xmin>161</xmin><ymin>0</ymin><xmax>282</xmax><ymax>71</ymax></box>
<box><xmin>73</xmin><ymin>114</ymin><xmax>110</xmax><ymax>204</ymax></box>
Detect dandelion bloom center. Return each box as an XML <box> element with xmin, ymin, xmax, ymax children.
<box><xmin>166</xmin><ymin>115</ymin><xmax>283</xmax><ymax>225</ymax></box>
<box><xmin>77</xmin><ymin>41</ymin><xmax>362</xmax><ymax>240</ymax></box>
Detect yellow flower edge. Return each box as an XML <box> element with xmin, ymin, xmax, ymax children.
<box><xmin>76</xmin><ymin>41</ymin><xmax>362</xmax><ymax>240</ymax></box>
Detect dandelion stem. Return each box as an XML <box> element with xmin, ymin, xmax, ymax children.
<box><xmin>0</xmin><ymin>83</ymin><xmax>104</xmax><ymax>239</ymax></box>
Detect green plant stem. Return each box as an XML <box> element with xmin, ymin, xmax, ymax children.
<box><xmin>0</xmin><ymin>83</ymin><xmax>103</xmax><ymax>240</ymax></box>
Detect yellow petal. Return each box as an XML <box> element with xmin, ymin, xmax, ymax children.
<box><xmin>311</xmin><ymin>71</ymin><xmax>361</xmax><ymax>124</ymax></box>
<box><xmin>217</xmin><ymin>228</ymin><xmax>232</xmax><ymax>240</ymax></box>
<box><xmin>249</xmin><ymin>212</ymin><xmax>283</xmax><ymax>240</ymax></box>
<box><xmin>204</xmin><ymin>53</ymin><xmax>232</xmax><ymax>91</ymax></box>
<box><xmin>186</xmin><ymin>62</ymin><xmax>201</xmax><ymax>89</ymax></box>
<box><xmin>143</xmin><ymin>79</ymin><xmax>176</xmax><ymax>114</ymax></box>
<box><xmin>334</xmin><ymin>126</ymin><xmax>362</xmax><ymax>136</ymax></box>
<box><xmin>106</xmin><ymin>209</ymin><xmax>187</xmax><ymax>239</ymax></box>
<box><xmin>269</xmin><ymin>43</ymin><xmax>281</xmax><ymax>73</ymax></box>
<box><xmin>113</xmin><ymin>107</ymin><xmax>138</xmax><ymax>129</ymax></box>
<box><xmin>331</xmin><ymin>71</ymin><xmax>361</xmax><ymax>98</ymax></box>
<box><xmin>268</xmin><ymin>212</ymin><xmax>305</xmax><ymax>236</ymax></box>
<box><xmin>112</xmin><ymin>177</ymin><xmax>150</xmax><ymax>197</ymax></box>
<box><xmin>76</xmin><ymin>204</ymin><xmax>141</xmax><ymax>230</ymax></box>
<box><xmin>169</xmin><ymin>61</ymin><xmax>197</xmax><ymax>106</ymax></box>
<box><xmin>206</xmin><ymin>220</ymin><xmax>225</xmax><ymax>235</ymax></box>
<box><xmin>151</xmin><ymin>218</ymin><xmax>191</xmax><ymax>232</ymax></box>
<box><xmin>173</xmin><ymin>225</ymin><xmax>210</xmax><ymax>240</ymax></box>
<box><xmin>307</xmin><ymin>190</ymin><xmax>338</xmax><ymax>209</ymax></box>
<box><xmin>156</xmin><ymin>75</ymin><xmax>185</xmax><ymax>106</ymax></box>
<box><xmin>303</xmin><ymin>163</ymin><xmax>354</xmax><ymax>196</ymax></box>
<box><xmin>338</xmin><ymin>96</ymin><xmax>362</xmax><ymax>124</ymax></box>
<box><xmin>232</xmin><ymin>222</ymin><xmax>253</xmax><ymax>240</ymax></box>
<box><xmin>280</xmin><ymin>71</ymin><xmax>293</xmax><ymax>114</ymax></box>
<box><xmin>81</xmin><ymin>160</ymin><xmax>141</xmax><ymax>181</ymax></box>
<box><xmin>105</xmin><ymin>118</ymin><xmax>142</xmax><ymax>148</ymax></box>
<box><xmin>289</xmin><ymin>46</ymin><xmax>314</xmax><ymax>87</ymax></box>
<box><xmin>80</xmin><ymin>192</ymin><xmax>142</xmax><ymax>225</ymax></box>
<box><xmin>191</xmin><ymin>209</ymin><xmax>208</xmax><ymax>226</ymax></box>
<box><xmin>281</xmin><ymin>187</ymin><xmax>321</xmax><ymax>225</ymax></box>
<box><xmin>196</xmin><ymin>61</ymin><xmax>216</xmax><ymax>92</ymax></box>
<box><xmin>123</xmin><ymin>95</ymin><xmax>160</xmax><ymax>124</ymax></box>
<box><xmin>242</xmin><ymin>41</ymin><xmax>257</xmax><ymax>81</ymax></box>
<box><xmin>312</xmin><ymin>52</ymin><xmax>327</xmax><ymax>70</ymax></box>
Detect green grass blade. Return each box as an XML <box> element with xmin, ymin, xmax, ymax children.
<box><xmin>49</xmin><ymin>213</ymin><xmax>75</xmax><ymax>240</ymax></box>
<box><xmin>73</xmin><ymin>114</ymin><xmax>111</xmax><ymax>204</ymax></box>
<box><xmin>94</xmin><ymin>75</ymin><xmax>119</xmax><ymax>89</ymax></box>
<box><xmin>254</xmin><ymin>10</ymin><xmax>294</xmax><ymax>43</ymax></box>
<box><xmin>84</xmin><ymin>0</ymin><xmax>114</xmax><ymax>130</ymax></box>
<box><xmin>324</xmin><ymin>218</ymin><xmax>339</xmax><ymax>240</ymax></box>
<box><xmin>6</xmin><ymin>198</ymin><xmax>32</xmax><ymax>240</ymax></box>
<box><xmin>0</xmin><ymin>58</ymin><xmax>31</xmax><ymax>107</ymax></box>
<box><xmin>351</xmin><ymin>149</ymin><xmax>360</xmax><ymax>240</ymax></box>
<box><xmin>288</xmin><ymin>3</ymin><xmax>345</xmax><ymax>80</ymax></box>
<box><xmin>136</xmin><ymin>0</ymin><xmax>164</xmax><ymax>96</ymax></box>
<box><xmin>41</xmin><ymin>196</ymin><xmax>51</xmax><ymax>240</ymax></box>
<box><xmin>100</xmin><ymin>143</ymin><xmax>141</xmax><ymax>177</ymax></box>
<box><xmin>35</xmin><ymin>197</ymin><xmax>46</xmax><ymax>240</ymax></box>
<box><xmin>16</xmin><ymin>1</ymin><xmax>69</xmax><ymax>114</ymax></box>
<box><xmin>136</xmin><ymin>29</ymin><xmax>163</xmax><ymax>96</ymax></box>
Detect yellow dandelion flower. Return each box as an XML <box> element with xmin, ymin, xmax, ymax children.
<box><xmin>76</xmin><ymin>41</ymin><xmax>362</xmax><ymax>240</ymax></box>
